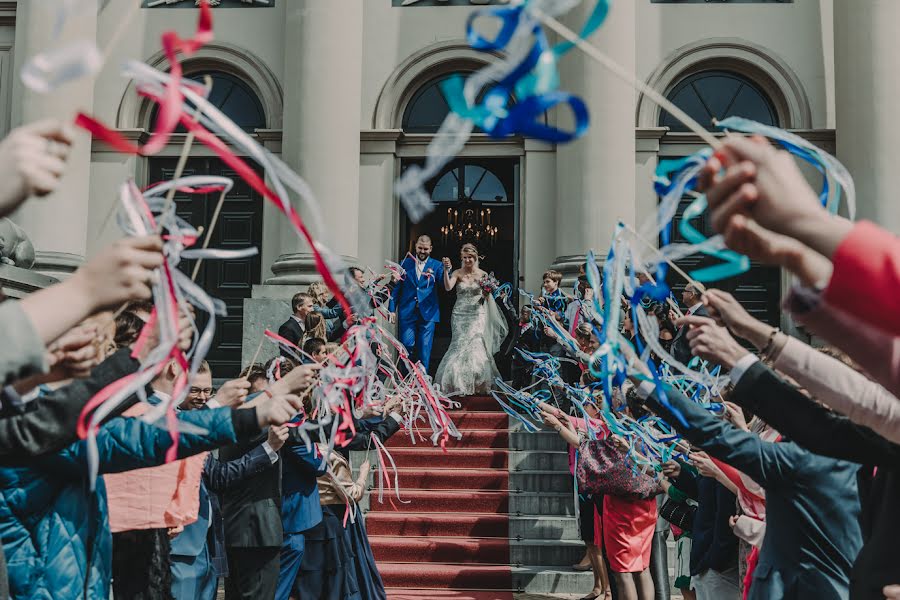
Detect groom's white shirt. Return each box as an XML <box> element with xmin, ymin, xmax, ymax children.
<box><xmin>414</xmin><ymin>256</ymin><xmax>426</xmax><ymax>281</ymax></box>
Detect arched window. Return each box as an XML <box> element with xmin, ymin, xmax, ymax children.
<box><xmin>658</xmin><ymin>70</ymin><xmax>778</xmax><ymax>131</ymax></box>
<box><xmin>403</xmin><ymin>72</ymin><xmax>475</xmax><ymax>134</ymax></box>
<box><xmin>431</xmin><ymin>163</ymin><xmax>509</xmax><ymax>204</ymax></box>
<box><xmin>149</xmin><ymin>71</ymin><xmax>266</xmax><ymax>132</ymax></box>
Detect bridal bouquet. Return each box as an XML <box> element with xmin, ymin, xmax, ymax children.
<box><xmin>478</xmin><ymin>272</ymin><xmax>514</xmax><ymax>310</ymax></box>
<box><xmin>477</xmin><ymin>272</ymin><xmax>501</xmax><ymax>297</ymax></box>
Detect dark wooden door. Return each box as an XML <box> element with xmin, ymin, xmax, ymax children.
<box><xmin>149</xmin><ymin>157</ymin><xmax>264</xmax><ymax>378</ymax></box>
<box><xmin>664</xmin><ymin>194</ymin><xmax>781</xmax><ymax>327</ymax></box>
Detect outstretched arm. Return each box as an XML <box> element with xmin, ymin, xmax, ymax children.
<box><xmin>442</xmin><ymin>258</ymin><xmax>458</xmax><ymax>291</ymax></box>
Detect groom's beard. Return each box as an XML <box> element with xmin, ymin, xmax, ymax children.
<box><xmin>416</xmin><ymin>252</ymin><xmax>429</xmax><ymax>261</ymax></box>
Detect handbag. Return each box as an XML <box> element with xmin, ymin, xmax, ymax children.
<box><xmin>576</xmin><ymin>437</ymin><xmax>661</xmax><ymax>499</ymax></box>
<box><xmin>659</xmin><ymin>497</ymin><xmax>696</xmax><ymax>531</ymax></box>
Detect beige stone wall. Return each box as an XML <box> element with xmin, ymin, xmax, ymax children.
<box><xmin>4</xmin><ymin>0</ymin><xmax>844</xmax><ymax>292</ymax></box>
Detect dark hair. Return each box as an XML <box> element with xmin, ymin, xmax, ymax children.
<box><xmin>114</xmin><ymin>311</ymin><xmax>145</xmax><ymax>348</ymax></box>
<box><xmin>265</xmin><ymin>355</ymin><xmax>296</xmax><ymax>376</ymax></box>
<box><xmin>303</xmin><ymin>337</ymin><xmax>327</xmax><ymax>357</ymax></box>
<box><xmin>348</xmin><ymin>266</ymin><xmax>364</xmax><ymax>278</ymax></box>
<box><xmin>239</xmin><ymin>363</ymin><xmax>267</xmax><ymax>384</ymax></box>
<box><xmin>124</xmin><ymin>299</ymin><xmax>154</xmax><ymax>316</ymax></box>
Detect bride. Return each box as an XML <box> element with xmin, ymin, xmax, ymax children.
<box><xmin>434</xmin><ymin>243</ymin><xmax>509</xmax><ymax>396</ymax></box>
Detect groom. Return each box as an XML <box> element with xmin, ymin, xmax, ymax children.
<box><xmin>389</xmin><ymin>234</ymin><xmax>445</xmax><ymax>371</ymax></box>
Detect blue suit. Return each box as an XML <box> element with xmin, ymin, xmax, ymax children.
<box><xmin>276</xmin><ymin>441</ymin><xmax>328</xmax><ymax>600</ymax></box>
<box><xmin>390</xmin><ymin>255</ymin><xmax>444</xmax><ymax>370</ymax></box>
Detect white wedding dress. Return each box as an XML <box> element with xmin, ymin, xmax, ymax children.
<box><xmin>434</xmin><ymin>279</ymin><xmax>509</xmax><ymax>396</ymax></box>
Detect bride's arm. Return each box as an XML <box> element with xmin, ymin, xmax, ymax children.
<box><xmin>442</xmin><ymin>258</ymin><xmax>457</xmax><ymax>291</ymax></box>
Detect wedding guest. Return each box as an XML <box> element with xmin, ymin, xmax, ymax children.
<box><xmin>304</xmin><ymin>312</ymin><xmax>328</xmax><ymax>347</ymax></box>
<box><xmin>541</xmin><ymin>403</ymin><xmax>614</xmax><ymax>600</ymax></box>
<box><xmin>633</xmin><ymin>355</ymin><xmax>863</xmax><ymax>600</ymax></box>
<box><xmin>170</xmin><ymin>363</ymin><xmax>287</xmax><ymax>600</ymax></box>
<box><xmin>538</xmin><ymin>269</ymin><xmax>569</xmax><ymax>355</ymax></box>
<box><xmin>278</xmin><ymin>292</ymin><xmax>314</xmax><ymax>356</ymax></box>
<box><xmin>511</xmin><ymin>305</ymin><xmax>540</xmax><ymax>388</ymax></box>
<box><xmin>0</xmin><ymin>329</ymin><xmax>306</xmax><ymax>599</ymax></box>
<box><xmin>219</xmin><ymin>362</ymin><xmax>321</xmax><ymax>600</ymax></box>
<box><xmin>303</xmin><ymin>337</ymin><xmax>328</xmax><ymax>364</ymax></box>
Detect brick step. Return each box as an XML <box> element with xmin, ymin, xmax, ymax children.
<box><xmin>379</xmin><ymin>563</ymin><xmax>512</xmax><ymax>590</ymax></box>
<box><xmin>386</xmin><ymin>590</ymin><xmax>514</xmax><ymax>600</ymax></box>
<box><xmin>384</xmin><ymin>448</ymin><xmax>509</xmax><ymax>469</ymax></box>
<box><xmin>368</xmin><ymin>490</ymin><xmax>576</xmax><ymax>516</ymax></box>
<box><xmin>371</xmin><ymin>536</ymin><xmax>510</xmax><ymax>564</ymax></box>
<box><xmin>368</xmin><ymin>490</ymin><xmax>509</xmax><ymax>514</ymax></box>
<box><xmin>368</xmin><ymin>468</ymin><xmax>508</xmax><ymax>491</ymax></box>
<box><xmin>388</xmin><ymin>429</ymin><xmax>510</xmax><ymax>449</ymax></box>
<box><xmin>365</xmin><ymin>513</ymin><xmax>509</xmax><ymax>538</ymax></box>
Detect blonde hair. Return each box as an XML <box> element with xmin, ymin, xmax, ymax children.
<box><xmin>306</xmin><ymin>281</ymin><xmax>329</xmax><ymax>306</ymax></box>
<box><xmin>460</xmin><ymin>243</ymin><xmax>480</xmax><ymax>264</ymax></box>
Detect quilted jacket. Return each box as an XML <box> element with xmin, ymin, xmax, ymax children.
<box><xmin>0</xmin><ymin>405</ymin><xmax>259</xmax><ymax>599</ymax></box>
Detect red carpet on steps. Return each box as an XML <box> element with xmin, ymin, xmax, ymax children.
<box><xmin>368</xmin><ymin>395</ymin><xmax>515</xmax><ymax>599</ymax></box>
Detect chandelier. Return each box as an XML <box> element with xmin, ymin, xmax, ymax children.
<box><xmin>439</xmin><ymin>197</ymin><xmax>499</xmax><ymax>246</ymax></box>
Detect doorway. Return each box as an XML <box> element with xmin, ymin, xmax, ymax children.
<box><xmin>149</xmin><ymin>157</ymin><xmax>264</xmax><ymax>378</ymax></box>
<box><xmin>398</xmin><ymin>157</ymin><xmax>520</xmax><ymax>376</ymax></box>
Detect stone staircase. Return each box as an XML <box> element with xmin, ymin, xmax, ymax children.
<box><xmin>355</xmin><ymin>395</ymin><xmax>677</xmax><ymax>599</ymax></box>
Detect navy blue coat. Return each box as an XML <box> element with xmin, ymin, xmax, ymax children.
<box><xmin>389</xmin><ymin>256</ymin><xmax>444</xmax><ymax>323</ymax></box>
<box><xmin>731</xmin><ymin>360</ymin><xmax>900</xmax><ymax>600</ymax></box>
<box><xmin>0</xmin><ymin>406</ymin><xmax>259</xmax><ymax>600</ymax></box>
<box><xmin>645</xmin><ymin>381</ymin><xmax>863</xmax><ymax>600</ymax></box>
<box><xmin>672</xmin><ymin>467</ymin><xmax>738</xmax><ymax>575</ymax></box>
<box><xmin>281</xmin><ymin>443</ymin><xmax>327</xmax><ymax>534</ymax></box>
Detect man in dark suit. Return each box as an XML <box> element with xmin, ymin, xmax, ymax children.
<box><xmin>389</xmin><ymin>235</ymin><xmax>444</xmax><ymax>371</ymax></box>
<box><xmin>218</xmin><ymin>363</ymin><xmax>319</xmax><ymax>600</ymax></box>
<box><xmin>277</xmin><ymin>292</ymin><xmax>315</xmax><ymax>356</ymax></box>
<box><xmin>170</xmin><ymin>428</ymin><xmax>283</xmax><ymax>599</ymax></box>
<box><xmin>671</xmin><ymin>283</ymin><xmax>708</xmax><ymax>364</ymax></box>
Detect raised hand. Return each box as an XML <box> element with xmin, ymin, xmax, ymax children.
<box><xmin>718</xmin><ymin>215</ymin><xmax>833</xmax><ymax>288</ymax></box>
<box><xmin>698</xmin><ymin>135</ymin><xmax>820</xmax><ymax>237</ymax></box>
<box><xmin>723</xmin><ymin>401</ymin><xmax>750</xmax><ymax>432</ymax></box>
<box><xmin>254</xmin><ymin>393</ymin><xmax>306</xmax><ymax>428</ymax></box>
<box><xmin>661</xmin><ymin>460</ymin><xmax>681</xmax><ymax>478</ymax></box>
<box><xmin>69</xmin><ymin>235</ymin><xmax>164</xmax><ymax>312</ymax></box>
<box><xmin>0</xmin><ymin>119</ymin><xmax>75</xmax><ymax>217</ymax></box>
<box><xmin>677</xmin><ymin>315</ymin><xmax>751</xmax><ymax>369</ymax></box>
<box><xmin>266</xmin><ymin>424</ymin><xmax>289</xmax><ymax>452</ymax></box>
<box><xmin>268</xmin><ymin>362</ymin><xmax>321</xmax><ymax>396</ymax></box>
<box><xmin>214</xmin><ymin>378</ymin><xmax>252</xmax><ymax>408</ymax></box>
<box><xmin>702</xmin><ymin>289</ymin><xmax>775</xmax><ymax>351</ymax></box>
<box><xmin>46</xmin><ymin>324</ymin><xmax>101</xmax><ymax>379</ymax></box>
<box><xmin>442</xmin><ymin>257</ymin><xmax>452</xmax><ymax>271</ymax></box>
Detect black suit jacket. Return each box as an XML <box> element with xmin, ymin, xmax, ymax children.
<box><xmin>671</xmin><ymin>304</ymin><xmax>709</xmax><ymax>364</ymax></box>
<box><xmin>219</xmin><ymin>432</ymin><xmax>283</xmax><ymax>548</ymax></box>
<box><xmin>0</xmin><ymin>348</ymin><xmax>140</xmax><ymax>463</ymax></box>
<box><xmin>204</xmin><ymin>445</ymin><xmax>276</xmax><ymax>575</ymax></box>
<box><xmin>277</xmin><ymin>317</ymin><xmax>304</xmax><ymax>358</ymax></box>
<box><xmin>732</xmin><ymin>361</ymin><xmax>900</xmax><ymax>600</ymax></box>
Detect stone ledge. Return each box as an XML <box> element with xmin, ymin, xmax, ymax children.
<box><xmin>0</xmin><ymin>265</ymin><xmax>58</xmax><ymax>298</ymax></box>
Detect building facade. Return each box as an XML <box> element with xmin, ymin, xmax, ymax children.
<box><xmin>0</xmin><ymin>0</ymin><xmax>895</xmax><ymax>376</ymax></box>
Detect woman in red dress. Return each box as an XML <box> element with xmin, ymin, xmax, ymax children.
<box><xmin>542</xmin><ymin>396</ymin><xmax>657</xmax><ymax>600</ymax></box>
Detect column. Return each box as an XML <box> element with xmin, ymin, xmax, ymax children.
<box><xmin>834</xmin><ymin>0</ymin><xmax>900</xmax><ymax>232</ymax></box>
<box><xmin>552</xmin><ymin>0</ymin><xmax>636</xmax><ymax>283</ymax></box>
<box><xmin>10</xmin><ymin>0</ymin><xmax>99</xmax><ymax>278</ymax></box>
<box><xmin>266</xmin><ymin>0</ymin><xmax>364</xmax><ymax>284</ymax></box>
